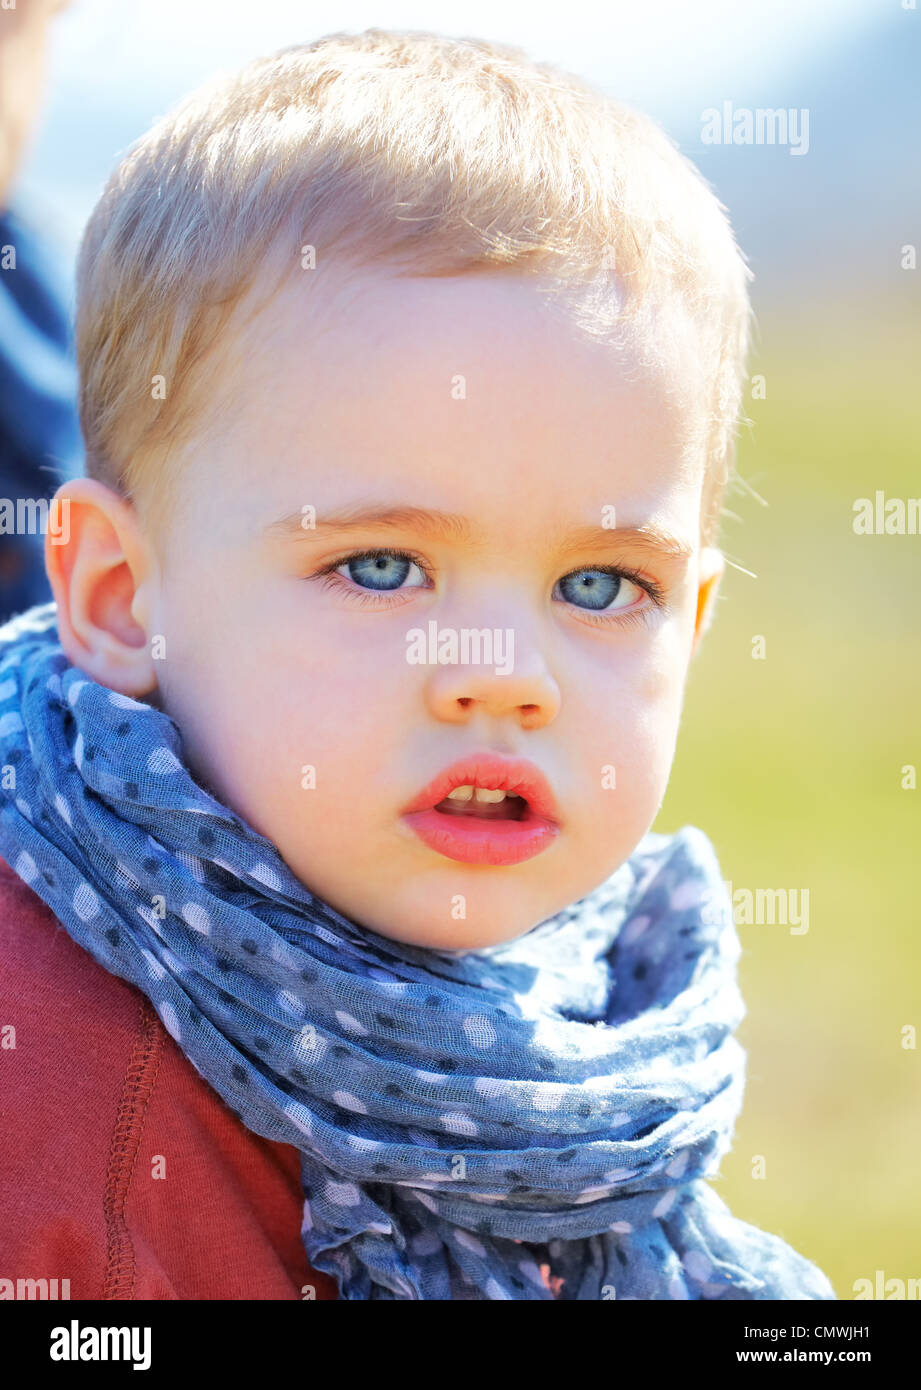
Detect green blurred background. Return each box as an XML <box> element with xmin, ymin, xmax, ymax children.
<box><xmin>655</xmin><ymin>294</ymin><xmax>920</xmax><ymax>1298</ymax></box>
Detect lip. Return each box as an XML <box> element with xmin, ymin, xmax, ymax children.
<box><xmin>400</xmin><ymin>753</ymin><xmax>562</xmax><ymax>866</ymax></box>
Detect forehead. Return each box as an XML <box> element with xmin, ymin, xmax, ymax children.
<box><xmin>176</xmin><ymin>264</ymin><xmax>709</xmax><ymax>546</ymax></box>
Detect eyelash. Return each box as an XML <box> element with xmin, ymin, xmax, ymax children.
<box><xmin>312</xmin><ymin>548</ymin><xmax>667</xmax><ymax>628</ymax></box>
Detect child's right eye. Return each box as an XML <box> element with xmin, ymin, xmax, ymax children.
<box><xmin>334</xmin><ymin>550</ymin><xmax>430</xmax><ymax>591</ymax></box>
<box><xmin>313</xmin><ymin>548</ymin><xmax>433</xmax><ymax>605</ymax></box>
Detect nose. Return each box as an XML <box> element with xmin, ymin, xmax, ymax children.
<box><xmin>424</xmin><ymin>645</ymin><xmax>561</xmax><ymax>730</ymax></box>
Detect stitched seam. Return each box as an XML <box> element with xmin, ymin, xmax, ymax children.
<box><xmin>102</xmin><ymin>995</ymin><xmax>164</xmax><ymax>1299</ymax></box>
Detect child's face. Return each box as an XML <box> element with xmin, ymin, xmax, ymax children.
<box><xmin>127</xmin><ymin>267</ymin><xmax>722</xmax><ymax>951</ymax></box>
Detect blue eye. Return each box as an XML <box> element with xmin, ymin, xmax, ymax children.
<box><xmin>334</xmin><ymin>551</ymin><xmax>428</xmax><ymax>592</ymax></box>
<box><xmin>554</xmin><ymin>567</ymin><xmax>644</xmax><ymax>612</ymax></box>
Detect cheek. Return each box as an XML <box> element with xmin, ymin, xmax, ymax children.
<box><xmin>578</xmin><ymin>628</ymin><xmax>689</xmax><ymax>811</ymax></box>
<box><xmin>165</xmin><ymin>618</ymin><xmax>410</xmax><ymax>829</ymax></box>
<box><xmin>154</xmin><ymin>565</ymin><xmax>395</xmax><ymax>850</ymax></box>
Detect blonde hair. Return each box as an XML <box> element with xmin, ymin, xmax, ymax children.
<box><xmin>76</xmin><ymin>27</ymin><xmax>753</xmax><ymax>545</ymax></box>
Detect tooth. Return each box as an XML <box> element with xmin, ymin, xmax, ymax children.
<box><xmin>474</xmin><ymin>788</ymin><xmax>506</xmax><ymax>803</ymax></box>
<box><xmin>447</xmin><ymin>785</ymin><xmax>475</xmax><ymax>801</ymax></box>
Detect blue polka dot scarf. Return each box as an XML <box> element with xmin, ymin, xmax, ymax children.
<box><xmin>0</xmin><ymin>605</ymin><xmax>836</xmax><ymax>1300</ymax></box>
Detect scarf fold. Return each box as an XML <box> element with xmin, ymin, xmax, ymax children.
<box><xmin>0</xmin><ymin>604</ymin><xmax>836</xmax><ymax>1300</ymax></box>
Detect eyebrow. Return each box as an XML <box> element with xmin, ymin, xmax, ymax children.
<box><xmin>263</xmin><ymin>503</ymin><xmax>694</xmax><ymax>561</ymax></box>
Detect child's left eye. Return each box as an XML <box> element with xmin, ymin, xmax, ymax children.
<box><xmin>552</xmin><ymin>567</ymin><xmax>646</xmax><ymax>613</ymax></box>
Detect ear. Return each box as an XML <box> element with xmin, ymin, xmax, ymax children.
<box><xmin>44</xmin><ymin>477</ymin><xmax>159</xmax><ymax>697</ymax></box>
<box><xmin>691</xmin><ymin>546</ymin><xmax>724</xmax><ymax>658</ymax></box>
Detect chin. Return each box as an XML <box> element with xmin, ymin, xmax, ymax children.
<box><xmin>370</xmin><ymin>911</ymin><xmax>538</xmax><ymax>954</ymax></box>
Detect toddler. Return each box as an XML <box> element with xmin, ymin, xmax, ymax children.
<box><xmin>0</xmin><ymin>28</ymin><xmax>836</xmax><ymax>1300</ymax></box>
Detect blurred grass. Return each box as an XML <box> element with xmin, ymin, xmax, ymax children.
<box><xmin>653</xmin><ymin>293</ymin><xmax>921</xmax><ymax>1299</ymax></box>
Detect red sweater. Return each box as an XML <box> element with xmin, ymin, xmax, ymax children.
<box><xmin>0</xmin><ymin>853</ymin><xmax>338</xmax><ymax>1300</ymax></box>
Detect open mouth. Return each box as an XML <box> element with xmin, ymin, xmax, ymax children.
<box><xmin>432</xmin><ymin>787</ymin><xmax>529</xmax><ymax>821</ymax></box>
<box><xmin>401</xmin><ymin>756</ymin><xmax>560</xmax><ymax>866</ymax></box>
